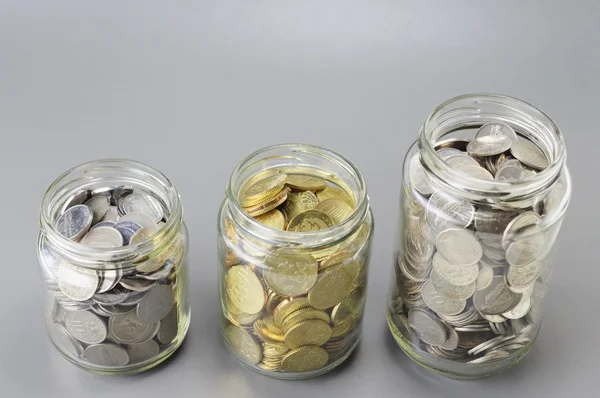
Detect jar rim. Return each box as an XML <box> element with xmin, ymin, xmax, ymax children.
<box><xmin>226</xmin><ymin>143</ymin><xmax>370</xmax><ymax>247</ymax></box>
<box><xmin>39</xmin><ymin>158</ymin><xmax>183</xmax><ymax>268</ymax></box>
<box><xmin>418</xmin><ymin>93</ymin><xmax>567</xmax><ymax>201</ymax></box>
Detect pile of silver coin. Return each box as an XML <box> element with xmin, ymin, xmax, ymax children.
<box><xmin>392</xmin><ymin>122</ymin><xmax>558</xmax><ymax>364</ymax></box>
<box><xmin>40</xmin><ymin>187</ymin><xmax>183</xmax><ymax>367</ymax></box>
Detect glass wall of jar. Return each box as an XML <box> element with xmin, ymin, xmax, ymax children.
<box><xmin>387</xmin><ymin>94</ymin><xmax>571</xmax><ymax>378</ymax></box>
<box><xmin>38</xmin><ymin>159</ymin><xmax>190</xmax><ymax>374</ymax></box>
<box><xmin>218</xmin><ymin>144</ymin><xmax>373</xmax><ymax>380</ymax></box>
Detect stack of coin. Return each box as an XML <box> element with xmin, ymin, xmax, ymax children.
<box><xmin>40</xmin><ymin>187</ymin><xmax>185</xmax><ymax>368</ymax></box>
<box><xmin>389</xmin><ymin>122</ymin><xmax>557</xmax><ymax>364</ymax></box>
<box><xmin>222</xmin><ymin>171</ymin><xmax>369</xmax><ymax>374</ymax></box>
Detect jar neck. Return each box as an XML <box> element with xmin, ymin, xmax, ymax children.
<box><xmin>226</xmin><ymin>143</ymin><xmax>369</xmax><ymax>247</ymax></box>
<box><xmin>418</xmin><ymin>93</ymin><xmax>567</xmax><ymax>204</ymax></box>
<box><xmin>40</xmin><ymin>159</ymin><xmax>183</xmax><ymax>268</ymax></box>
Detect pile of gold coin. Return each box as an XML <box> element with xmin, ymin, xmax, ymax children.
<box><xmin>222</xmin><ymin>171</ymin><xmax>369</xmax><ymax>374</ymax></box>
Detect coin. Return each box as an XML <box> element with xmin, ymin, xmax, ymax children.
<box><xmin>505</xmin><ymin>225</ymin><xmax>545</xmax><ymax>266</ymax></box>
<box><xmin>280</xmin><ymin>345</ymin><xmax>328</xmax><ymax>372</ymax></box>
<box><xmin>315</xmin><ymin>198</ymin><xmax>354</xmax><ymax>224</ymax></box>
<box><xmin>436</xmin><ymin>228</ymin><xmax>482</xmax><ymax>267</ymax></box>
<box><xmin>224</xmin><ymin>324</ymin><xmax>262</xmax><ymax>364</ymax></box>
<box><xmin>422</xmin><ymin>280</ymin><xmax>466</xmax><ymax>316</ymax></box>
<box><xmin>64</xmin><ymin>310</ymin><xmax>107</xmax><ymax>344</ymax></box>
<box><xmin>432</xmin><ymin>252</ymin><xmax>479</xmax><ymax>286</ymax></box>
<box><xmin>117</xmin><ymin>212</ymin><xmax>158</xmax><ymax>230</ymax></box>
<box><xmin>308</xmin><ymin>265</ymin><xmax>353</xmax><ymax>309</ymax></box>
<box><xmin>316</xmin><ymin>186</ymin><xmax>355</xmax><ymax>207</ymax></box>
<box><xmin>80</xmin><ymin>226</ymin><xmax>124</xmax><ymax>248</ymax></box>
<box><xmin>136</xmin><ymin>285</ymin><xmax>175</xmax><ymax>324</ymax></box>
<box><xmin>263</xmin><ymin>250</ymin><xmax>318</xmax><ymax>296</ymax></box>
<box><xmin>273</xmin><ymin>297</ymin><xmax>311</xmax><ymax>328</ymax></box>
<box><xmin>245</xmin><ymin>187</ymin><xmax>290</xmax><ymax>217</ymax></box>
<box><xmin>242</xmin><ymin>173</ymin><xmax>288</xmax><ymax>206</ymax></box>
<box><xmin>476</xmin><ymin>264</ymin><xmax>494</xmax><ymax>290</ymax></box>
<box><xmin>284</xmin><ymin>319</ymin><xmax>332</xmax><ymax>349</ymax></box>
<box><xmin>84</xmin><ymin>344</ymin><xmax>130</xmax><ymax>366</ymax></box>
<box><xmin>502</xmin><ymin>296</ymin><xmax>532</xmax><ymax>320</ymax></box>
<box><xmin>55</xmin><ymin>204</ymin><xmax>93</xmax><ymax>241</ymax></box>
<box><xmin>430</xmin><ymin>270</ymin><xmax>476</xmax><ymax>301</ymax></box>
<box><xmin>48</xmin><ymin>322</ymin><xmax>85</xmax><ymax>357</ymax></box>
<box><xmin>440</xmin><ymin>324</ymin><xmax>459</xmax><ymax>351</ymax></box>
<box><xmin>285</xmin><ymin>175</ymin><xmax>327</xmax><ymax>191</ymax></box>
<box><xmin>505</xmin><ymin>258</ymin><xmax>544</xmax><ymax>291</ymax></box>
<box><xmin>287</xmin><ymin>209</ymin><xmax>335</xmax><ymax>232</ymax></box>
<box><xmin>119</xmin><ymin>277</ymin><xmax>156</xmax><ymax>292</ymax></box>
<box><xmin>120</xmin><ymin>192</ymin><xmax>164</xmax><ymax>223</ymax></box>
<box><xmin>510</xmin><ymin>139</ymin><xmax>549</xmax><ymax>170</ymax></box>
<box><xmin>128</xmin><ymin>340</ymin><xmax>160</xmax><ymax>363</ymax></box>
<box><xmin>225</xmin><ymin>265</ymin><xmax>265</xmax><ymax>315</ymax></box>
<box><xmin>467</xmin><ymin>135</ymin><xmax>513</xmax><ymax>157</ymax></box>
<box><xmin>496</xmin><ymin>164</ymin><xmax>534</xmax><ymax>181</ymax></box>
<box><xmin>281</xmin><ymin>308</ymin><xmax>331</xmax><ymax>332</ymax></box>
<box><xmin>409</xmin><ymin>154</ymin><xmax>434</xmax><ymax>196</ymax></box>
<box><xmin>58</xmin><ymin>263</ymin><xmax>99</xmax><ymax>302</ymax></box>
<box><xmin>473</xmin><ymin>276</ymin><xmax>521</xmax><ymax>315</ymax></box>
<box><xmin>101</xmin><ymin>206</ymin><xmax>120</xmax><ymax>222</ymax></box>
<box><xmin>63</xmin><ymin>190</ymin><xmax>92</xmax><ymax>212</ymax></box>
<box><xmin>254</xmin><ymin>209</ymin><xmax>286</xmax><ymax>230</ymax></box>
<box><xmin>408</xmin><ymin>308</ymin><xmax>447</xmax><ymax>346</ymax></box>
<box><xmin>108</xmin><ymin>311</ymin><xmax>159</xmax><ymax>344</ymax></box>
<box><xmin>475</xmin><ymin>122</ymin><xmax>519</xmax><ymax>141</ymax></box>
<box><xmin>444</xmin><ymin>154</ymin><xmax>480</xmax><ymax>168</ymax></box>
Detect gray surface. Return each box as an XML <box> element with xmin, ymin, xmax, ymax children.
<box><xmin>0</xmin><ymin>1</ymin><xmax>598</xmax><ymax>397</ymax></box>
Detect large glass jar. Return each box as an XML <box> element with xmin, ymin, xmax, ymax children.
<box><xmin>218</xmin><ymin>144</ymin><xmax>373</xmax><ymax>380</ymax></box>
<box><xmin>37</xmin><ymin>159</ymin><xmax>190</xmax><ymax>375</ymax></box>
<box><xmin>387</xmin><ymin>94</ymin><xmax>571</xmax><ymax>378</ymax></box>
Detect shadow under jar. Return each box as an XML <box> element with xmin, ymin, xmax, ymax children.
<box><xmin>218</xmin><ymin>144</ymin><xmax>373</xmax><ymax>380</ymax></box>
<box><xmin>37</xmin><ymin>159</ymin><xmax>190</xmax><ymax>375</ymax></box>
<box><xmin>387</xmin><ymin>94</ymin><xmax>572</xmax><ymax>378</ymax></box>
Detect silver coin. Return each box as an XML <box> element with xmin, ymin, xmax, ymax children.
<box><xmin>426</xmin><ymin>192</ymin><xmax>474</xmax><ymax>234</ymax></box>
<box><xmin>506</xmin><ymin>259</ymin><xmax>544</xmax><ymax>291</ymax></box>
<box><xmin>430</xmin><ymin>270</ymin><xmax>476</xmax><ymax>300</ymax></box>
<box><xmin>101</xmin><ymin>206</ymin><xmax>120</xmax><ymax>222</ymax></box>
<box><xmin>422</xmin><ymin>279</ymin><xmax>466</xmax><ymax>316</ymax></box>
<box><xmin>479</xmin><ymin>313</ymin><xmax>507</xmax><ymax>323</ymax></box>
<box><xmin>405</xmin><ymin>228</ymin><xmax>434</xmax><ymax>265</ymax></box>
<box><xmin>58</xmin><ymin>262</ymin><xmax>99</xmax><ymax>302</ymax></box>
<box><xmin>455</xmin><ymin>324</ymin><xmax>491</xmax><ymax>332</ymax></box>
<box><xmin>80</xmin><ymin>227</ymin><xmax>124</xmax><ymax>248</ymax></box>
<box><xmin>118</xmin><ymin>212</ymin><xmax>158</xmax><ymax>231</ymax></box>
<box><xmin>467</xmin><ymin>135</ymin><xmax>513</xmax><ymax>157</ymax></box>
<box><xmin>476</xmin><ymin>264</ymin><xmax>494</xmax><ymax>290</ymax></box>
<box><xmin>432</xmin><ymin>252</ymin><xmax>479</xmax><ymax>286</ymax></box>
<box><xmin>137</xmin><ymin>285</ymin><xmax>175</xmax><ymax>324</ymax></box>
<box><xmin>84</xmin><ymin>344</ymin><xmax>130</xmax><ymax>366</ymax></box>
<box><xmin>97</xmin><ymin>304</ymin><xmax>134</xmax><ymax>315</ymax></box>
<box><xmin>434</xmin><ymin>138</ymin><xmax>471</xmax><ymax>152</ymax></box>
<box><xmin>91</xmin><ymin>221</ymin><xmax>117</xmax><ymax>230</ymax></box>
<box><xmin>138</xmin><ymin>260</ymin><xmax>174</xmax><ymax>281</ymax></box>
<box><xmin>475</xmin><ymin>208</ymin><xmax>519</xmax><ymax>245</ymax></box>
<box><xmin>444</xmin><ymin>154</ymin><xmax>480</xmax><ymax>168</ymax></box>
<box><xmin>473</xmin><ymin>276</ymin><xmax>521</xmax><ymax>315</ymax></box>
<box><xmin>96</xmin><ymin>269</ymin><xmax>123</xmax><ymax>293</ymax></box>
<box><xmin>457</xmin><ymin>330</ymin><xmax>490</xmax><ymax>349</ymax></box>
<box><xmin>501</xmin><ymin>211</ymin><xmax>541</xmax><ymax>249</ymax></box>
<box><xmin>115</xmin><ymin>220</ymin><xmax>143</xmax><ymax>233</ymax></box>
<box><xmin>91</xmin><ymin>305</ymin><xmax>113</xmax><ymax>317</ymax></box>
<box><xmin>505</xmin><ymin>225</ymin><xmax>545</xmax><ymax>267</ymax></box>
<box><xmin>495</xmin><ymin>164</ymin><xmax>535</xmax><ymax>181</ymax></box>
<box><xmin>127</xmin><ymin>340</ymin><xmax>160</xmax><ymax>363</ymax></box>
<box><xmin>120</xmin><ymin>277</ymin><xmax>156</xmax><ymax>292</ymax></box>
<box><xmin>129</xmin><ymin>227</ymin><xmax>156</xmax><ymax>246</ymax></box>
<box><xmin>64</xmin><ymin>310</ymin><xmax>107</xmax><ymax>344</ymax></box>
<box><xmin>510</xmin><ymin>139</ymin><xmax>549</xmax><ymax>170</ymax></box>
<box><xmin>118</xmin><ymin>289</ymin><xmax>149</xmax><ymax>306</ymax></box>
<box><xmin>157</xmin><ymin>304</ymin><xmax>178</xmax><ymax>345</ymax></box>
<box><xmin>418</xmin><ymin>214</ymin><xmax>436</xmax><ymax>245</ymax></box>
<box><xmin>121</xmin><ymin>192</ymin><xmax>164</xmax><ymax>223</ymax></box>
<box><xmin>440</xmin><ymin>324</ymin><xmax>459</xmax><ymax>351</ymax></box>
<box><xmin>511</xmin><ymin>318</ymin><xmax>534</xmax><ymax>336</ymax></box>
<box><xmin>93</xmin><ymin>285</ymin><xmax>129</xmax><ymax>305</ymax></box>
<box><xmin>108</xmin><ymin>311</ymin><xmax>159</xmax><ymax>344</ymax></box>
<box><xmin>62</xmin><ymin>190</ymin><xmax>92</xmax><ymax>212</ymax></box>
<box><xmin>58</xmin><ymin>299</ymin><xmax>94</xmax><ymax>312</ymax></box>
<box><xmin>468</xmin><ymin>334</ymin><xmax>515</xmax><ymax>356</ymax></box>
<box><xmin>475</xmin><ymin>122</ymin><xmax>519</xmax><ymax>141</ymax></box>
<box><xmin>458</xmin><ymin>164</ymin><xmax>494</xmax><ymax>181</ymax></box>
<box><xmin>55</xmin><ymin>204</ymin><xmax>93</xmax><ymax>241</ymax></box>
<box><xmin>408</xmin><ymin>308</ymin><xmax>447</xmax><ymax>346</ymax></box>
<box><xmin>114</xmin><ymin>226</ymin><xmax>136</xmax><ymax>245</ymax></box>
<box><xmin>409</xmin><ymin>154</ymin><xmax>435</xmax><ymax>196</ymax></box>
<box><xmin>398</xmin><ymin>255</ymin><xmax>431</xmax><ymax>282</ymax></box>
<box><xmin>84</xmin><ymin>195</ymin><xmax>110</xmax><ymax>225</ymax></box>
<box><xmin>47</xmin><ymin>322</ymin><xmax>84</xmax><ymax>358</ymax></box>
<box><xmin>436</xmin><ymin>228</ymin><xmax>482</xmax><ymax>267</ymax></box>
<box><xmin>437</xmin><ymin>148</ymin><xmax>465</xmax><ymax>160</ymax></box>
<box><xmin>111</xmin><ymin>187</ymin><xmax>134</xmax><ymax>206</ymax></box>
<box><xmin>502</xmin><ymin>295</ymin><xmax>532</xmax><ymax>320</ymax></box>
<box><xmin>467</xmin><ymin>349</ymin><xmax>511</xmax><ymax>364</ymax></box>
<box><xmin>391</xmin><ymin>313</ymin><xmax>418</xmax><ymax>344</ymax></box>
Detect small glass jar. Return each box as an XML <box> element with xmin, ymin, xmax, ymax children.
<box><xmin>387</xmin><ymin>94</ymin><xmax>572</xmax><ymax>378</ymax></box>
<box><xmin>37</xmin><ymin>159</ymin><xmax>190</xmax><ymax>375</ymax></box>
<box><xmin>217</xmin><ymin>144</ymin><xmax>373</xmax><ymax>380</ymax></box>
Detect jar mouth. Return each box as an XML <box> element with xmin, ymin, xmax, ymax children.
<box><xmin>226</xmin><ymin>143</ymin><xmax>370</xmax><ymax>247</ymax></box>
<box><xmin>418</xmin><ymin>93</ymin><xmax>567</xmax><ymax>202</ymax></box>
<box><xmin>39</xmin><ymin>159</ymin><xmax>183</xmax><ymax>268</ymax></box>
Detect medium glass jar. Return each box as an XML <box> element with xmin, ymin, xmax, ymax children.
<box><xmin>387</xmin><ymin>94</ymin><xmax>571</xmax><ymax>378</ymax></box>
<box><xmin>218</xmin><ymin>144</ymin><xmax>373</xmax><ymax>380</ymax></box>
<box><xmin>37</xmin><ymin>159</ymin><xmax>190</xmax><ymax>375</ymax></box>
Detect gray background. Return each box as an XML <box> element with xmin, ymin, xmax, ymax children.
<box><xmin>0</xmin><ymin>1</ymin><xmax>598</xmax><ymax>397</ymax></box>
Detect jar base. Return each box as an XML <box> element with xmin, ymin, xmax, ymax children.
<box><xmin>224</xmin><ymin>336</ymin><xmax>361</xmax><ymax>380</ymax></box>
<box><xmin>51</xmin><ymin>314</ymin><xmax>191</xmax><ymax>375</ymax></box>
<box><xmin>386</xmin><ymin>311</ymin><xmax>537</xmax><ymax>379</ymax></box>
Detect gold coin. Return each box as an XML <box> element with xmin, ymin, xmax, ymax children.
<box><xmin>263</xmin><ymin>250</ymin><xmax>318</xmax><ymax>297</ymax></box>
<box><xmin>308</xmin><ymin>266</ymin><xmax>353</xmax><ymax>310</ymax></box>
<box><xmin>262</xmin><ymin>314</ymin><xmax>284</xmax><ymax>334</ymax></box>
<box><xmin>246</xmin><ymin>187</ymin><xmax>290</xmax><ymax>217</ymax></box>
<box><xmin>263</xmin><ymin>341</ymin><xmax>290</xmax><ymax>356</ymax></box>
<box><xmin>273</xmin><ymin>297</ymin><xmax>311</xmax><ymax>328</ymax></box>
<box><xmin>241</xmin><ymin>173</ymin><xmax>288</xmax><ymax>206</ymax></box>
<box><xmin>287</xmin><ymin>209</ymin><xmax>335</xmax><ymax>232</ymax></box>
<box><xmin>224</xmin><ymin>324</ymin><xmax>262</xmax><ymax>365</ymax></box>
<box><xmin>281</xmin><ymin>190</ymin><xmax>319</xmax><ymax>221</ymax></box>
<box><xmin>224</xmin><ymin>217</ymin><xmax>238</xmax><ymax>245</ymax></box>
<box><xmin>316</xmin><ymin>186</ymin><xmax>355</xmax><ymax>207</ymax></box>
<box><xmin>280</xmin><ymin>345</ymin><xmax>329</xmax><ymax>372</ymax></box>
<box><xmin>254</xmin><ymin>318</ymin><xmax>285</xmax><ymax>343</ymax></box>
<box><xmin>315</xmin><ymin>198</ymin><xmax>354</xmax><ymax>224</ymax></box>
<box><xmin>254</xmin><ymin>209</ymin><xmax>286</xmax><ymax>230</ymax></box>
<box><xmin>284</xmin><ymin>319</ymin><xmax>332</xmax><ymax>349</ymax></box>
<box><xmin>320</xmin><ymin>250</ymin><xmax>363</xmax><ymax>280</ymax></box>
<box><xmin>285</xmin><ymin>175</ymin><xmax>327</xmax><ymax>191</ymax></box>
<box><xmin>282</xmin><ymin>307</ymin><xmax>331</xmax><ymax>333</ymax></box>
<box><xmin>266</xmin><ymin>291</ymin><xmax>285</xmax><ymax>314</ymax></box>
<box><xmin>330</xmin><ymin>301</ymin><xmax>355</xmax><ymax>338</ymax></box>
<box><xmin>225</xmin><ymin>265</ymin><xmax>266</xmax><ymax>314</ymax></box>
<box><xmin>227</xmin><ymin>308</ymin><xmax>261</xmax><ymax>327</ymax></box>
<box><xmin>258</xmin><ymin>362</ymin><xmax>281</xmax><ymax>371</ymax></box>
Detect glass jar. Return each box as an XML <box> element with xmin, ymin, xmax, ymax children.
<box><xmin>217</xmin><ymin>144</ymin><xmax>373</xmax><ymax>380</ymax></box>
<box><xmin>387</xmin><ymin>94</ymin><xmax>572</xmax><ymax>378</ymax></box>
<box><xmin>37</xmin><ymin>159</ymin><xmax>190</xmax><ymax>375</ymax></box>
